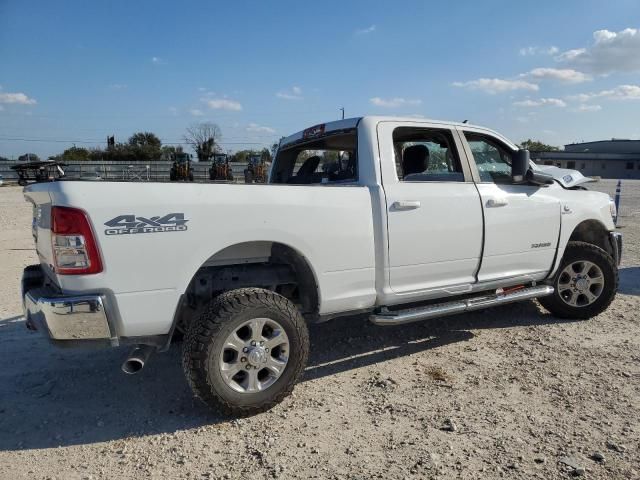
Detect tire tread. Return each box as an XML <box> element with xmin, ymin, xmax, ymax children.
<box><xmin>540</xmin><ymin>241</ymin><xmax>618</xmax><ymax>319</ymax></box>
<box><xmin>182</xmin><ymin>288</ymin><xmax>309</xmax><ymax>416</ymax></box>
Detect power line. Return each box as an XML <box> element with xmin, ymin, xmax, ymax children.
<box><xmin>0</xmin><ymin>136</ymin><xmax>269</xmax><ymax>145</ymax></box>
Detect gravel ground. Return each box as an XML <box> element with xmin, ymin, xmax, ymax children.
<box><xmin>0</xmin><ymin>180</ymin><xmax>638</xmax><ymax>480</ymax></box>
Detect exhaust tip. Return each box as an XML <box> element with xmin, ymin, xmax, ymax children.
<box><xmin>121</xmin><ymin>344</ymin><xmax>154</xmax><ymax>375</ymax></box>
<box><xmin>122</xmin><ymin>359</ymin><xmax>145</xmax><ymax>375</ymax></box>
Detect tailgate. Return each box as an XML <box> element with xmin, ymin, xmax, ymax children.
<box><xmin>23</xmin><ymin>186</ymin><xmax>56</xmax><ymax>280</ymax></box>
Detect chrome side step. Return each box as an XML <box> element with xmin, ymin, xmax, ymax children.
<box><xmin>369</xmin><ymin>285</ymin><xmax>554</xmax><ymax>326</ymax></box>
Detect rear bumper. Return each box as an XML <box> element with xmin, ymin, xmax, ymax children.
<box><xmin>22</xmin><ymin>265</ymin><xmax>117</xmax><ymax>346</ymax></box>
<box><xmin>610</xmin><ymin>231</ymin><xmax>622</xmax><ymax>266</ymax></box>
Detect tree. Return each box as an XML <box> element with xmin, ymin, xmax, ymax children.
<box><xmin>260</xmin><ymin>148</ymin><xmax>272</xmax><ymax>163</ymax></box>
<box><xmin>128</xmin><ymin>132</ymin><xmax>162</xmax><ymax>149</ymax></box>
<box><xmin>161</xmin><ymin>145</ymin><xmax>184</xmax><ymax>161</ymax></box>
<box><xmin>127</xmin><ymin>131</ymin><xmax>163</xmax><ymax>162</ymax></box>
<box><xmin>231</xmin><ymin>149</ymin><xmax>264</xmax><ymax>163</ymax></box>
<box><xmin>519</xmin><ymin>139</ymin><xmax>560</xmax><ymax>152</ymax></box>
<box><xmin>184</xmin><ymin>122</ymin><xmax>222</xmax><ymax>162</ymax></box>
<box><xmin>61</xmin><ymin>146</ymin><xmax>90</xmax><ymax>161</ymax></box>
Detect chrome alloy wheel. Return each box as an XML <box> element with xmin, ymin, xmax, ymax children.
<box><xmin>218</xmin><ymin>318</ymin><xmax>290</xmax><ymax>393</ymax></box>
<box><xmin>557</xmin><ymin>260</ymin><xmax>605</xmax><ymax>307</ymax></box>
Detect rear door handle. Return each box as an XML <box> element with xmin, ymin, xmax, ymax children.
<box><xmin>392</xmin><ymin>200</ymin><xmax>421</xmax><ymax>211</ymax></box>
<box><xmin>486</xmin><ymin>198</ymin><xmax>508</xmax><ymax>208</ymax></box>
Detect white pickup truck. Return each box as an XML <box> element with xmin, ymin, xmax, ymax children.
<box><xmin>22</xmin><ymin>116</ymin><xmax>622</xmax><ymax>415</ymax></box>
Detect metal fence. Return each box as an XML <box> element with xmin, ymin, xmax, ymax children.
<box><xmin>0</xmin><ymin>160</ymin><xmax>249</xmax><ymax>184</ymax></box>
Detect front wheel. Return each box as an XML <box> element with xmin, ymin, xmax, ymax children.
<box><xmin>182</xmin><ymin>288</ymin><xmax>309</xmax><ymax>416</ymax></box>
<box><xmin>539</xmin><ymin>241</ymin><xmax>618</xmax><ymax>319</ymax></box>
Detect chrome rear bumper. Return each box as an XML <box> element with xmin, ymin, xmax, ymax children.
<box><xmin>22</xmin><ymin>265</ymin><xmax>117</xmax><ymax>345</ymax></box>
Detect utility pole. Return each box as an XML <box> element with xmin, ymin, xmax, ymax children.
<box><xmin>339</xmin><ymin>107</ymin><xmax>345</xmax><ymax>120</ymax></box>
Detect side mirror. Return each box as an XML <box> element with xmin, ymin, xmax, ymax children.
<box><xmin>526</xmin><ymin>169</ymin><xmax>555</xmax><ymax>185</ymax></box>
<box><xmin>512</xmin><ymin>149</ymin><xmax>530</xmax><ymax>184</ymax></box>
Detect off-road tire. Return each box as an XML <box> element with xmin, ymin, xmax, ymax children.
<box><xmin>539</xmin><ymin>241</ymin><xmax>618</xmax><ymax>319</ymax></box>
<box><xmin>182</xmin><ymin>288</ymin><xmax>309</xmax><ymax>416</ymax></box>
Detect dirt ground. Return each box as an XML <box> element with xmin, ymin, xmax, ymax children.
<box><xmin>0</xmin><ymin>181</ymin><xmax>638</xmax><ymax>480</ymax></box>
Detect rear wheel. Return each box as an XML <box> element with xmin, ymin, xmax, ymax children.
<box><xmin>539</xmin><ymin>241</ymin><xmax>618</xmax><ymax>319</ymax></box>
<box><xmin>182</xmin><ymin>288</ymin><xmax>309</xmax><ymax>415</ymax></box>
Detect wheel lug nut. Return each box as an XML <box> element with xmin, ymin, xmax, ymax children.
<box><xmin>251</xmin><ymin>341</ymin><xmax>256</xmax><ymax>346</ymax></box>
<box><xmin>243</xmin><ymin>347</ymin><xmax>249</xmax><ymax>353</ymax></box>
<box><xmin>265</xmin><ymin>348</ymin><xmax>269</xmax><ymax>353</ymax></box>
<box><xmin>241</xmin><ymin>357</ymin><xmax>246</xmax><ymax>362</ymax></box>
<box><xmin>260</xmin><ymin>341</ymin><xmax>264</xmax><ymax>346</ymax></box>
<box><xmin>246</xmin><ymin>365</ymin><xmax>251</xmax><ymax>370</ymax></box>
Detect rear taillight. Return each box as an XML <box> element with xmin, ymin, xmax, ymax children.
<box><xmin>51</xmin><ymin>206</ymin><xmax>103</xmax><ymax>275</ymax></box>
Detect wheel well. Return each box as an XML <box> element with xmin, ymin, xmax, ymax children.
<box><xmin>568</xmin><ymin>220</ymin><xmax>613</xmax><ymax>257</ymax></box>
<box><xmin>178</xmin><ymin>242</ymin><xmax>319</xmax><ymax>330</ymax></box>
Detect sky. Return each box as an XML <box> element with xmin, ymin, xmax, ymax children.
<box><xmin>1</xmin><ymin>0</ymin><xmax>639</xmax><ymax>159</ymax></box>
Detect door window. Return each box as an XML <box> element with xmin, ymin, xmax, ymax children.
<box><xmin>393</xmin><ymin>127</ymin><xmax>464</xmax><ymax>182</ymax></box>
<box><xmin>464</xmin><ymin>133</ymin><xmax>513</xmax><ymax>184</ymax></box>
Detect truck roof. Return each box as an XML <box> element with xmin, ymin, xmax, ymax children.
<box><xmin>279</xmin><ymin>116</ymin><xmax>517</xmax><ymax>150</ymax></box>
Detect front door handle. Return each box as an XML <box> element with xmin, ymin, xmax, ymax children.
<box><xmin>486</xmin><ymin>198</ymin><xmax>508</xmax><ymax>208</ymax></box>
<box><xmin>392</xmin><ymin>200</ymin><xmax>421</xmax><ymax>211</ymax></box>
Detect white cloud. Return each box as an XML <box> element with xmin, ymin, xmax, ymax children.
<box><xmin>0</xmin><ymin>91</ymin><xmax>37</xmax><ymax>105</ymax></box>
<box><xmin>525</xmin><ymin>67</ymin><xmax>591</xmax><ymax>84</ymax></box>
<box><xmin>568</xmin><ymin>84</ymin><xmax>640</xmax><ymax>102</ymax></box>
<box><xmin>556</xmin><ymin>28</ymin><xmax>640</xmax><ymax>73</ymax></box>
<box><xmin>566</xmin><ymin>93</ymin><xmax>593</xmax><ymax>103</ymax></box>
<box><xmin>513</xmin><ymin>98</ymin><xmax>567</xmax><ymax>108</ymax></box>
<box><xmin>189</xmin><ymin>108</ymin><xmax>204</xmax><ymax>116</ymax></box>
<box><xmin>246</xmin><ymin>123</ymin><xmax>276</xmax><ymax>134</ymax></box>
<box><xmin>452</xmin><ymin>78</ymin><xmax>539</xmax><ymax>94</ymax></box>
<box><xmin>204</xmin><ymin>98</ymin><xmax>243</xmax><ymax>111</ymax></box>
<box><xmin>168</xmin><ymin>106</ymin><xmax>178</xmax><ymax>115</ymax></box>
<box><xmin>151</xmin><ymin>56</ymin><xmax>166</xmax><ymax>65</ymax></box>
<box><xmin>519</xmin><ymin>46</ymin><xmax>559</xmax><ymax>56</ymax></box>
<box><xmin>276</xmin><ymin>86</ymin><xmax>303</xmax><ymax>100</ymax></box>
<box><xmin>355</xmin><ymin>25</ymin><xmax>376</xmax><ymax>35</ymax></box>
<box><xmin>0</xmin><ymin>105</ymin><xmax>4</xmax><ymax>111</ymax></box>
<box><xmin>597</xmin><ymin>84</ymin><xmax>640</xmax><ymax>100</ymax></box>
<box><xmin>108</xmin><ymin>83</ymin><xmax>127</xmax><ymax>90</ymax></box>
<box><xmin>572</xmin><ymin>104</ymin><xmax>602</xmax><ymax>112</ymax></box>
<box><xmin>370</xmin><ymin>97</ymin><xmax>422</xmax><ymax>107</ymax></box>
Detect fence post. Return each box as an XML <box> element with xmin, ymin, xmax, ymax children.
<box><xmin>614</xmin><ymin>179</ymin><xmax>621</xmax><ymax>226</ymax></box>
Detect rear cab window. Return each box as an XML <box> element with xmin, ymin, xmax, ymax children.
<box><xmin>270</xmin><ymin>127</ymin><xmax>358</xmax><ymax>185</ymax></box>
<box><xmin>393</xmin><ymin>127</ymin><xmax>465</xmax><ymax>182</ymax></box>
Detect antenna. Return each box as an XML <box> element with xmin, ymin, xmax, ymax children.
<box><xmin>339</xmin><ymin>107</ymin><xmax>345</xmax><ymax>120</ymax></box>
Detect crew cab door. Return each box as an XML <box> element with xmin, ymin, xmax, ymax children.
<box><xmin>458</xmin><ymin>129</ymin><xmax>561</xmax><ymax>282</ymax></box>
<box><xmin>378</xmin><ymin>122</ymin><xmax>483</xmax><ymax>294</ymax></box>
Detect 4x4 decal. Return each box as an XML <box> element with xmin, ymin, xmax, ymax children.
<box><xmin>104</xmin><ymin>213</ymin><xmax>188</xmax><ymax>236</ymax></box>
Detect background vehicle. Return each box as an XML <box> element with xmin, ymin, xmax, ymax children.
<box><xmin>11</xmin><ymin>160</ymin><xmax>66</xmax><ymax>186</ymax></box>
<box><xmin>209</xmin><ymin>153</ymin><xmax>234</xmax><ymax>181</ymax></box>
<box><xmin>244</xmin><ymin>154</ymin><xmax>268</xmax><ymax>183</ymax></box>
<box><xmin>169</xmin><ymin>152</ymin><xmax>194</xmax><ymax>182</ymax></box>
<box><xmin>21</xmin><ymin>116</ymin><xmax>621</xmax><ymax>415</ymax></box>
